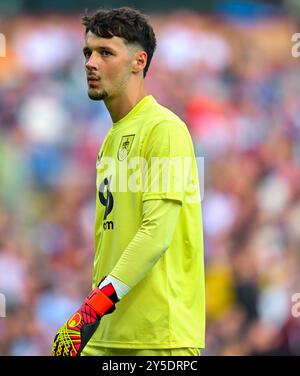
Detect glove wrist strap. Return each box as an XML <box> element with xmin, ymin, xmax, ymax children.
<box><xmin>85</xmin><ymin>287</ymin><xmax>114</xmax><ymax>316</ymax></box>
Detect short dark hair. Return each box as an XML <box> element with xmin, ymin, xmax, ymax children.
<box><xmin>82</xmin><ymin>7</ymin><xmax>157</xmax><ymax>78</ymax></box>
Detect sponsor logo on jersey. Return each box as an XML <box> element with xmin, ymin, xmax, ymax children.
<box><xmin>99</xmin><ymin>175</ymin><xmax>114</xmax><ymax>230</ymax></box>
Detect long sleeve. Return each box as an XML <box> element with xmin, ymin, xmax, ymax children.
<box><xmin>110</xmin><ymin>198</ymin><xmax>181</xmax><ymax>289</ymax></box>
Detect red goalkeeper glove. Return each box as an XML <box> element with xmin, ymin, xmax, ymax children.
<box><xmin>52</xmin><ymin>278</ymin><xmax>119</xmax><ymax>356</ymax></box>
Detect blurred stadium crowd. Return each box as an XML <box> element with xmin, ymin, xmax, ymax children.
<box><xmin>1</xmin><ymin>9</ymin><xmax>300</xmax><ymax>355</ymax></box>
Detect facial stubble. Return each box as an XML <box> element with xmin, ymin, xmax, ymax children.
<box><xmin>88</xmin><ymin>88</ymin><xmax>109</xmax><ymax>101</ymax></box>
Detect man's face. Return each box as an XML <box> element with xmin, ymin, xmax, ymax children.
<box><xmin>83</xmin><ymin>31</ymin><xmax>135</xmax><ymax>101</ymax></box>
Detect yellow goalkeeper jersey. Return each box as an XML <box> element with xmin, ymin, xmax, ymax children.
<box><xmin>89</xmin><ymin>95</ymin><xmax>205</xmax><ymax>349</ymax></box>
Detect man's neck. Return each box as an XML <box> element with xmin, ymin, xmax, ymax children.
<box><xmin>104</xmin><ymin>85</ymin><xmax>147</xmax><ymax>124</ymax></box>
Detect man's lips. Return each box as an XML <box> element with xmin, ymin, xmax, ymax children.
<box><xmin>87</xmin><ymin>77</ymin><xmax>100</xmax><ymax>84</ymax></box>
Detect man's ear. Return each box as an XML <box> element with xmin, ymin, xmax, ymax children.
<box><xmin>132</xmin><ymin>51</ymin><xmax>147</xmax><ymax>74</ymax></box>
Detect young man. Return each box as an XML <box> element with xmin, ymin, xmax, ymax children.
<box><xmin>52</xmin><ymin>7</ymin><xmax>205</xmax><ymax>357</ymax></box>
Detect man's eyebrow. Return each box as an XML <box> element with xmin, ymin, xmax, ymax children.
<box><xmin>83</xmin><ymin>45</ymin><xmax>116</xmax><ymax>53</ymax></box>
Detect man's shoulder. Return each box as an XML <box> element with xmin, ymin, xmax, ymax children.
<box><xmin>144</xmin><ymin>98</ymin><xmax>188</xmax><ymax>134</ymax></box>
<box><xmin>151</xmin><ymin>99</ymin><xmax>184</xmax><ymax>124</ymax></box>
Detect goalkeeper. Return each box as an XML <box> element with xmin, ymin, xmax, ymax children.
<box><xmin>52</xmin><ymin>6</ymin><xmax>205</xmax><ymax>357</ymax></box>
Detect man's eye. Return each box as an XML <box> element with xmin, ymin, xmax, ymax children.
<box><xmin>101</xmin><ymin>50</ymin><xmax>112</xmax><ymax>57</ymax></box>
<box><xmin>84</xmin><ymin>51</ymin><xmax>91</xmax><ymax>58</ymax></box>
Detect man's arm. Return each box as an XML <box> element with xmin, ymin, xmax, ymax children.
<box><xmin>109</xmin><ymin>198</ymin><xmax>182</xmax><ymax>289</ymax></box>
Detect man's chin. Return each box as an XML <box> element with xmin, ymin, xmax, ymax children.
<box><xmin>88</xmin><ymin>89</ymin><xmax>108</xmax><ymax>101</ymax></box>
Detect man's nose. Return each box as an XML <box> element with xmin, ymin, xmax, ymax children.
<box><xmin>85</xmin><ymin>51</ymin><xmax>98</xmax><ymax>70</ymax></box>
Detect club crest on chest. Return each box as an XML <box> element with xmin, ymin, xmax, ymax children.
<box><xmin>118</xmin><ymin>135</ymin><xmax>135</xmax><ymax>161</ymax></box>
